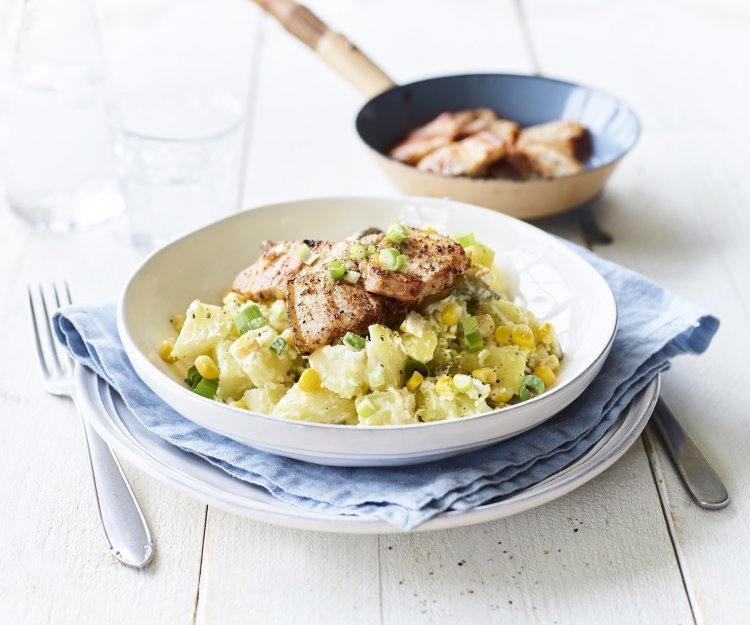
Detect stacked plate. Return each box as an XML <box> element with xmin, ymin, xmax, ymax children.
<box><xmin>80</xmin><ymin>197</ymin><xmax>657</xmax><ymax>531</ymax></box>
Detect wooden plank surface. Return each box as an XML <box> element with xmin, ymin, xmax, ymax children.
<box><xmin>524</xmin><ymin>0</ymin><xmax>750</xmax><ymax>621</ymax></box>
<box><xmin>3</xmin><ymin>0</ymin><xmax>744</xmax><ymax>622</ymax></box>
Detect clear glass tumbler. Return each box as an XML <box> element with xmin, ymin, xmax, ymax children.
<box><xmin>111</xmin><ymin>89</ymin><xmax>245</xmax><ymax>248</ymax></box>
<box><xmin>6</xmin><ymin>0</ymin><xmax>124</xmax><ymax>230</ymax></box>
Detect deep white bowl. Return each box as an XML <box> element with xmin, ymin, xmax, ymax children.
<box><xmin>118</xmin><ymin>197</ymin><xmax>617</xmax><ymax>466</ymax></box>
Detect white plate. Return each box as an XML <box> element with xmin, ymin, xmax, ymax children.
<box><xmin>75</xmin><ymin>365</ymin><xmax>658</xmax><ymax>533</ymax></box>
<box><xmin>118</xmin><ymin>196</ymin><xmax>617</xmax><ymax>466</ymax></box>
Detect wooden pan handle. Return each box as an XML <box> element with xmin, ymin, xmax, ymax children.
<box><xmin>254</xmin><ymin>0</ymin><xmax>396</xmax><ymax>99</ymax></box>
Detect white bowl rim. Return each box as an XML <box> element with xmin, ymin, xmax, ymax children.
<box><xmin>117</xmin><ymin>195</ymin><xmax>618</xmax><ymax>432</ymax></box>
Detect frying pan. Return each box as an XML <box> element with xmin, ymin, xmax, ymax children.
<box><xmin>254</xmin><ymin>0</ymin><xmax>640</xmax><ymax>219</ymax></box>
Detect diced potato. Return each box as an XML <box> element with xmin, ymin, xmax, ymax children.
<box><xmin>366</xmin><ymin>325</ymin><xmax>407</xmax><ymax>391</ymax></box>
<box><xmin>482</xmin><ymin>345</ymin><xmax>528</xmax><ymax>397</ymax></box>
<box><xmin>490</xmin><ymin>300</ymin><xmax>533</xmax><ymax>327</ymax></box>
<box><xmin>229</xmin><ymin>326</ymin><xmax>295</xmax><ymax>387</ymax></box>
<box><xmin>172</xmin><ymin>300</ymin><xmax>234</xmax><ymax>360</ymax></box>
<box><xmin>356</xmin><ymin>388</ymin><xmax>417</xmax><ymax>426</ymax></box>
<box><xmin>242</xmin><ymin>383</ymin><xmax>288</xmax><ymax>414</ymax></box>
<box><xmin>272</xmin><ymin>385</ymin><xmax>356</xmax><ymax>424</ymax></box>
<box><xmin>400</xmin><ymin>311</ymin><xmax>438</xmax><ymax>363</ymax></box>
<box><xmin>214</xmin><ymin>340</ymin><xmax>252</xmax><ymax>401</ymax></box>
<box><xmin>309</xmin><ymin>345</ymin><xmax>369</xmax><ymax>399</ymax></box>
<box><xmin>416</xmin><ymin>378</ymin><xmax>491</xmax><ymax>422</ymax></box>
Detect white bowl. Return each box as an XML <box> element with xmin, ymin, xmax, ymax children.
<box><xmin>118</xmin><ymin>196</ymin><xmax>617</xmax><ymax>466</ymax></box>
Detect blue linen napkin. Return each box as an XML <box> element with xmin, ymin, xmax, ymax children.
<box><xmin>53</xmin><ymin>246</ymin><xmax>719</xmax><ymax>530</ymax></box>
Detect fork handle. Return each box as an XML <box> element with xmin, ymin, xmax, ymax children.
<box><xmin>652</xmin><ymin>397</ymin><xmax>729</xmax><ymax>510</ymax></box>
<box><xmin>75</xmin><ymin>400</ymin><xmax>154</xmax><ymax>567</ymax></box>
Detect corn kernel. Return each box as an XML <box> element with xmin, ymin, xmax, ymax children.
<box><xmin>194</xmin><ymin>355</ymin><xmax>219</xmax><ymax>379</ymax></box>
<box><xmin>406</xmin><ymin>371</ymin><xmax>424</xmax><ymax>391</ymax></box>
<box><xmin>475</xmin><ymin>314</ymin><xmax>496</xmax><ymax>339</ymax></box>
<box><xmin>511</xmin><ymin>324</ymin><xmax>535</xmax><ymax>350</ymax></box>
<box><xmin>489</xmin><ymin>386</ymin><xmax>513</xmax><ymax>405</ymax></box>
<box><xmin>435</xmin><ymin>375</ymin><xmax>454</xmax><ymax>395</ymax></box>
<box><xmin>158</xmin><ymin>339</ymin><xmax>177</xmax><ymax>363</ymax></box>
<box><xmin>472</xmin><ymin>368</ymin><xmax>497</xmax><ymax>384</ymax></box>
<box><xmin>230</xmin><ymin>400</ymin><xmax>249</xmax><ymax>410</ymax></box>
<box><xmin>536</xmin><ymin>322</ymin><xmax>555</xmax><ymax>345</ymax></box>
<box><xmin>441</xmin><ymin>302</ymin><xmax>463</xmax><ymax>326</ymax></box>
<box><xmin>298</xmin><ymin>368</ymin><xmax>321</xmax><ymax>392</ymax></box>
<box><xmin>494</xmin><ymin>325</ymin><xmax>513</xmax><ymax>345</ymax></box>
<box><xmin>540</xmin><ymin>354</ymin><xmax>560</xmax><ymax>372</ymax></box>
<box><xmin>170</xmin><ymin>314</ymin><xmax>186</xmax><ymax>333</ymax></box>
<box><xmin>533</xmin><ymin>366</ymin><xmax>556</xmax><ymax>388</ymax></box>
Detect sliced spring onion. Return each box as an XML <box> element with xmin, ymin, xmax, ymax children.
<box><xmin>453</xmin><ymin>374</ymin><xmax>473</xmax><ymax>394</ymax></box>
<box><xmin>185</xmin><ymin>365</ymin><xmax>201</xmax><ymax>389</ymax></box>
<box><xmin>192</xmin><ymin>377</ymin><xmax>218</xmax><ymax>399</ymax></box>
<box><xmin>366</xmin><ymin>245</ymin><xmax>377</xmax><ymax>256</ymax></box>
<box><xmin>342</xmin><ymin>270</ymin><xmax>361</xmax><ymax>284</ymax></box>
<box><xmin>394</xmin><ymin>254</ymin><xmax>407</xmax><ymax>272</ymax></box>
<box><xmin>404</xmin><ymin>359</ymin><xmax>429</xmax><ymax>380</ymax></box>
<box><xmin>328</xmin><ymin>259</ymin><xmax>347</xmax><ymax>280</ymax></box>
<box><xmin>295</xmin><ymin>243</ymin><xmax>319</xmax><ymax>266</ymax></box>
<box><xmin>453</xmin><ymin>232</ymin><xmax>477</xmax><ymax>248</ymax></box>
<box><xmin>519</xmin><ymin>374</ymin><xmax>545</xmax><ymax>402</ymax></box>
<box><xmin>386</xmin><ymin>221</ymin><xmax>409</xmax><ymax>244</ymax></box>
<box><xmin>350</xmin><ymin>244</ymin><xmax>367</xmax><ymax>260</ymax></box>
<box><xmin>378</xmin><ymin>247</ymin><xmax>401</xmax><ymax>272</ymax></box>
<box><xmin>461</xmin><ymin>315</ymin><xmax>483</xmax><ymax>352</ymax></box>
<box><xmin>343</xmin><ymin>332</ymin><xmax>366</xmax><ymax>350</ymax></box>
<box><xmin>357</xmin><ymin>397</ymin><xmax>377</xmax><ymax>418</ymax></box>
<box><xmin>234</xmin><ymin>305</ymin><xmax>266</xmax><ymax>335</ymax></box>
<box><xmin>269</xmin><ymin>336</ymin><xmax>287</xmax><ymax>355</ymax></box>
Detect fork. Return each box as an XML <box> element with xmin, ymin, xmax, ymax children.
<box><xmin>28</xmin><ymin>283</ymin><xmax>154</xmax><ymax>568</ymax></box>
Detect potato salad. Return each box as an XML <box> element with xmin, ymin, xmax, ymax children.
<box><xmin>158</xmin><ymin>227</ymin><xmax>562</xmax><ymax>426</ymax></box>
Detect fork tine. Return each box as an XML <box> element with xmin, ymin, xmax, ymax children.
<box><xmin>38</xmin><ymin>284</ymin><xmax>64</xmax><ymax>377</ymax></box>
<box><xmin>28</xmin><ymin>286</ymin><xmax>50</xmax><ymax>379</ymax></box>
<box><xmin>52</xmin><ymin>282</ymin><xmax>74</xmax><ymax>375</ymax></box>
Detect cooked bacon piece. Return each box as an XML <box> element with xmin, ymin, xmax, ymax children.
<box><xmin>360</xmin><ymin>229</ymin><xmax>469</xmax><ymax>304</ymax></box>
<box><xmin>389</xmin><ymin>109</ymin><xmax>498</xmax><ymax>165</ymax></box>
<box><xmin>416</xmin><ymin>131</ymin><xmax>507</xmax><ymax>177</ymax></box>
<box><xmin>486</xmin><ymin>119</ymin><xmax>521</xmax><ymax>145</ymax></box>
<box><xmin>507</xmin><ymin>143</ymin><xmax>584</xmax><ymax>178</ymax></box>
<box><xmin>231</xmin><ymin>240</ymin><xmax>335</xmax><ymax>301</ymax></box>
<box><xmin>515</xmin><ymin>120</ymin><xmax>592</xmax><ymax>161</ymax></box>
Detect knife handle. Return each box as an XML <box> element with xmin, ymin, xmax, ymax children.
<box><xmin>652</xmin><ymin>396</ymin><xmax>729</xmax><ymax>510</ymax></box>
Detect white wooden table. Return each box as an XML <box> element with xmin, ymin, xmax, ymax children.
<box><xmin>2</xmin><ymin>0</ymin><xmax>749</xmax><ymax>623</ymax></box>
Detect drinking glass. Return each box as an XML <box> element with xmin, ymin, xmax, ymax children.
<box><xmin>111</xmin><ymin>89</ymin><xmax>244</xmax><ymax>248</ymax></box>
<box><xmin>6</xmin><ymin>0</ymin><xmax>124</xmax><ymax>230</ymax></box>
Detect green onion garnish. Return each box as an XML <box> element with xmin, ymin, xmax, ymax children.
<box><xmin>453</xmin><ymin>233</ymin><xmax>477</xmax><ymax>248</ymax></box>
<box><xmin>295</xmin><ymin>243</ymin><xmax>319</xmax><ymax>266</ymax></box>
<box><xmin>519</xmin><ymin>374</ymin><xmax>545</xmax><ymax>402</ymax></box>
<box><xmin>342</xmin><ymin>270</ymin><xmax>360</xmax><ymax>284</ymax></box>
<box><xmin>350</xmin><ymin>244</ymin><xmax>367</xmax><ymax>260</ymax></box>
<box><xmin>404</xmin><ymin>359</ymin><xmax>429</xmax><ymax>380</ymax></box>
<box><xmin>366</xmin><ymin>245</ymin><xmax>377</xmax><ymax>256</ymax></box>
<box><xmin>234</xmin><ymin>305</ymin><xmax>266</xmax><ymax>335</ymax></box>
<box><xmin>270</xmin><ymin>300</ymin><xmax>287</xmax><ymax>318</ymax></box>
<box><xmin>185</xmin><ymin>365</ymin><xmax>201</xmax><ymax>389</ymax></box>
<box><xmin>328</xmin><ymin>259</ymin><xmax>347</xmax><ymax>280</ymax></box>
<box><xmin>453</xmin><ymin>374</ymin><xmax>473</xmax><ymax>394</ymax></box>
<box><xmin>386</xmin><ymin>221</ymin><xmax>409</xmax><ymax>244</ymax></box>
<box><xmin>357</xmin><ymin>397</ymin><xmax>376</xmax><ymax>418</ymax></box>
<box><xmin>378</xmin><ymin>247</ymin><xmax>407</xmax><ymax>272</ymax></box>
<box><xmin>461</xmin><ymin>315</ymin><xmax>483</xmax><ymax>353</ymax></box>
<box><xmin>192</xmin><ymin>377</ymin><xmax>218</xmax><ymax>399</ymax></box>
<box><xmin>343</xmin><ymin>332</ymin><xmax>366</xmax><ymax>350</ymax></box>
<box><xmin>269</xmin><ymin>336</ymin><xmax>287</xmax><ymax>355</ymax></box>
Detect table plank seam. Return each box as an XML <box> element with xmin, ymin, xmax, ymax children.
<box><xmin>642</xmin><ymin>427</ymin><xmax>701</xmax><ymax>625</ymax></box>
<box><xmin>191</xmin><ymin>506</ymin><xmax>210</xmax><ymax>625</ymax></box>
<box><xmin>515</xmin><ymin>0</ymin><xmax>542</xmax><ymax>75</ymax></box>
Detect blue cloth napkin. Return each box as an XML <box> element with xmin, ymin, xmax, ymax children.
<box><xmin>53</xmin><ymin>246</ymin><xmax>719</xmax><ymax>530</ymax></box>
